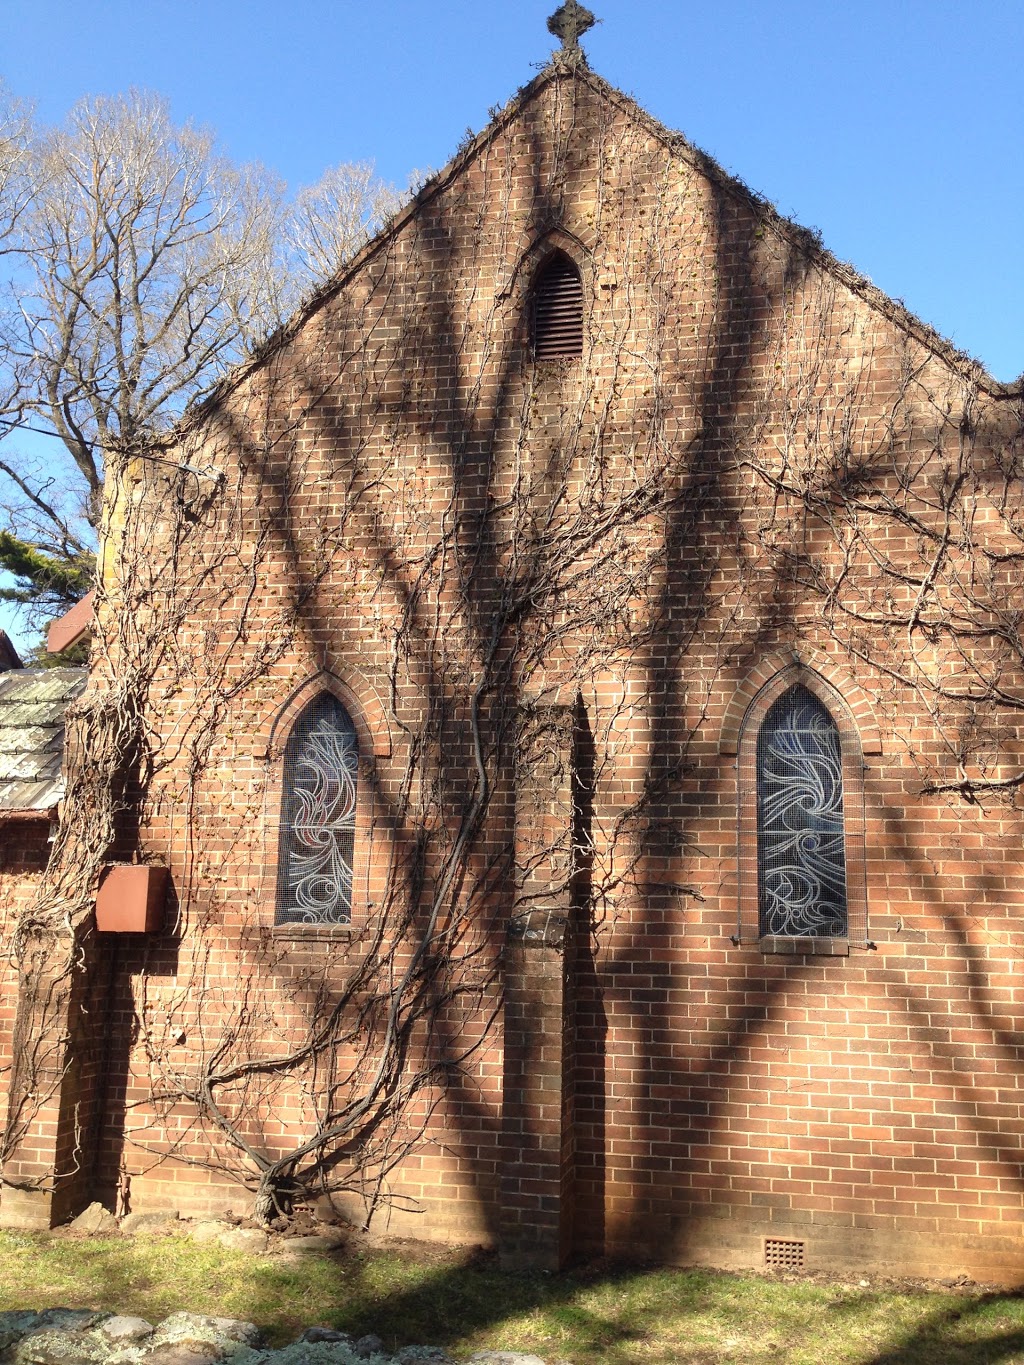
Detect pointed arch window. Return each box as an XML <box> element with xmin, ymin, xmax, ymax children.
<box><xmin>275</xmin><ymin>693</ymin><xmax>359</xmax><ymax>926</ymax></box>
<box><xmin>732</xmin><ymin>665</ymin><xmax>872</xmax><ymax>953</ymax></box>
<box><xmin>757</xmin><ymin>685</ymin><xmax>848</xmax><ymax>938</ymax></box>
<box><xmin>531</xmin><ymin>251</ymin><xmax>583</xmax><ymax>361</ymax></box>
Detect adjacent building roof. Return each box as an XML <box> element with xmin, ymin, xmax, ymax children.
<box><xmin>0</xmin><ymin>667</ymin><xmax>87</xmax><ymax>814</ymax></box>
<box><xmin>46</xmin><ymin>591</ymin><xmax>95</xmax><ymax>655</ymax></box>
<box><xmin>0</xmin><ymin>630</ymin><xmax>24</xmax><ymax>673</ymax></box>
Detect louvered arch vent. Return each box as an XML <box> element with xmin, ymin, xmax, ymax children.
<box><xmin>532</xmin><ymin>252</ymin><xmax>583</xmax><ymax>361</ymax></box>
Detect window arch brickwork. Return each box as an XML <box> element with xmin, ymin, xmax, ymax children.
<box><xmin>720</xmin><ymin>648</ymin><xmax>882</xmax><ymax>758</ymax></box>
<box><xmin>735</xmin><ymin>663</ymin><xmax>870</xmax><ymax>953</ymax></box>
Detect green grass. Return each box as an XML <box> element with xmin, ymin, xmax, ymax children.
<box><xmin>2</xmin><ymin>1230</ymin><xmax>1024</xmax><ymax>1363</ymax></box>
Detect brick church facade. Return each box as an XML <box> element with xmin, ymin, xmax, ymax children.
<box><xmin>3</xmin><ymin>37</ymin><xmax>1024</xmax><ymax>1283</ymax></box>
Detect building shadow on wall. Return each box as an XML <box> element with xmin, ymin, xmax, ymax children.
<box><xmin>572</xmin><ymin>697</ymin><xmax>609</xmax><ymax>1257</ymax></box>
<box><xmin>92</xmin><ymin>891</ymin><xmax>181</xmax><ymax>1214</ymax></box>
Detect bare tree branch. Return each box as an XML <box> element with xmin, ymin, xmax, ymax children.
<box><xmin>6</xmin><ymin>90</ymin><xmax>287</xmax><ymax>517</ymax></box>
<box><xmin>284</xmin><ymin>161</ymin><xmax>402</xmax><ymax>292</ymax></box>
<box><xmin>0</xmin><ymin>94</ymin><xmax>409</xmax><ymax>632</ymax></box>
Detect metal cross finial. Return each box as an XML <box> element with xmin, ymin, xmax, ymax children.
<box><xmin>547</xmin><ymin>1</ymin><xmax>598</xmax><ymax>53</ymax></box>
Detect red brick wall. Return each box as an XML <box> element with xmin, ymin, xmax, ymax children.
<box><xmin>0</xmin><ymin>820</ymin><xmax>55</xmax><ymax>1174</ymax></box>
<box><xmin>77</xmin><ymin>65</ymin><xmax>1024</xmax><ymax>1281</ymax></box>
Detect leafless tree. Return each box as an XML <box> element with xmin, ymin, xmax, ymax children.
<box><xmin>0</xmin><ymin>82</ymin><xmax>34</xmax><ymax>429</ymax></box>
<box><xmin>2</xmin><ymin>90</ymin><xmax>286</xmax><ymax>535</ymax></box>
<box><xmin>284</xmin><ymin>160</ymin><xmax>402</xmax><ymax>293</ymax></box>
<box><xmin>0</xmin><ymin>91</ymin><xmax>403</xmax><ymax>624</ymax></box>
<box><xmin>0</xmin><ymin>81</ymin><xmax>33</xmax><ymax>256</ymax></box>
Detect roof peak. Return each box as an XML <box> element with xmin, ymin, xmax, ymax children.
<box><xmin>176</xmin><ymin>56</ymin><xmax>1012</xmax><ymax>429</ymax></box>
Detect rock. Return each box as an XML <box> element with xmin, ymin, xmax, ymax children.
<box><xmin>34</xmin><ymin>1316</ymin><xmax>102</xmax><ymax>1334</ymax></box>
<box><xmin>189</xmin><ymin>1222</ymin><xmax>228</xmax><ymax>1245</ymax></box>
<box><xmin>353</xmin><ymin>1338</ymin><xmax>385</xmax><ymax>1360</ymax></box>
<box><xmin>0</xmin><ymin>1312</ymin><xmax>43</xmax><ymax>1351</ymax></box>
<box><xmin>10</xmin><ymin>1310</ymin><xmax>107</xmax><ymax>1359</ymax></box>
<box><xmin>149</xmin><ymin>1314</ymin><xmax>261</xmax><ymax>1352</ymax></box>
<box><xmin>69</xmin><ymin>1204</ymin><xmax>118</xmax><ymax>1236</ymax></box>
<box><xmin>12</xmin><ymin>1329</ymin><xmax>108</xmax><ymax>1365</ymax></box>
<box><xmin>97</xmin><ymin>1317</ymin><xmax>154</xmax><ymax>1343</ymax></box>
<box><xmin>142</xmin><ymin>1349</ymin><xmax>222</xmax><ymax>1365</ymax></box>
<box><xmin>0</xmin><ymin>1309</ymin><xmax>475</xmax><ymax>1365</ymax></box>
<box><xmin>466</xmin><ymin>1355</ymin><xmax>548</xmax><ymax>1365</ymax></box>
<box><xmin>119</xmin><ymin>1211</ymin><xmax>179</xmax><ymax>1236</ymax></box>
<box><xmin>281</xmin><ymin>1233</ymin><xmax>344</xmax><ymax>1255</ymax></box>
<box><xmin>216</xmin><ymin>1229</ymin><xmax>268</xmax><ymax>1254</ymax></box>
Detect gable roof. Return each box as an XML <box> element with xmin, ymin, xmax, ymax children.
<box><xmin>46</xmin><ymin>591</ymin><xmax>95</xmax><ymax>656</ymax></box>
<box><xmin>0</xmin><ymin>631</ymin><xmax>23</xmax><ymax>673</ymax></box>
<box><xmin>0</xmin><ymin>667</ymin><xmax>87</xmax><ymax>815</ymax></box>
<box><xmin>171</xmin><ymin>56</ymin><xmax>1017</xmax><ymax>443</ymax></box>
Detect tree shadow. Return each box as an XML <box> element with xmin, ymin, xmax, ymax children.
<box><xmin>74</xmin><ymin>58</ymin><xmax>1024</xmax><ymax>1292</ymax></box>
<box><xmin>860</xmin><ymin>1287</ymin><xmax>1024</xmax><ymax>1364</ymax></box>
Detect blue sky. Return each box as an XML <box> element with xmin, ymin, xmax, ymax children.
<box><xmin>2</xmin><ymin>0</ymin><xmax>1022</xmax><ymax>646</ymax></box>
<box><xmin>6</xmin><ymin>0</ymin><xmax>1020</xmax><ymax>382</ymax></box>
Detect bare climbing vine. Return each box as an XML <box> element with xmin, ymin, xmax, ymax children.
<box><xmin>5</xmin><ymin>65</ymin><xmax>1024</xmax><ymax>1225</ymax></box>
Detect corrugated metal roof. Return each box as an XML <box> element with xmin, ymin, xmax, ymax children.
<box><xmin>0</xmin><ymin>668</ymin><xmax>87</xmax><ymax>812</ymax></box>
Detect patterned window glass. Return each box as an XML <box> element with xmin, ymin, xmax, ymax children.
<box><xmin>757</xmin><ymin>685</ymin><xmax>848</xmax><ymax>937</ymax></box>
<box><xmin>276</xmin><ymin>694</ymin><xmax>358</xmax><ymax>926</ymax></box>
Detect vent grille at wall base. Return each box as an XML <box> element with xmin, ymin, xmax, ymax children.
<box><xmin>764</xmin><ymin>1237</ymin><xmax>806</xmax><ymax>1271</ymax></box>
<box><xmin>533</xmin><ymin>259</ymin><xmax>583</xmax><ymax>360</ymax></box>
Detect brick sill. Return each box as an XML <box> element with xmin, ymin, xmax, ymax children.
<box><xmin>272</xmin><ymin>924</ymin><xmax>354</xmax><ymax>942</ymax></box>
<box><xmin>758</xmin><ymin>935</ymin><xmax>850</xmax><ymax>956</ymax></box>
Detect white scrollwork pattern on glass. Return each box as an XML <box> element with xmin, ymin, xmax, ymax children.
<box><xmin>757</xmin><ymin>685</ymin><xmax>848</xmax><ymax>937</ymax></box>
<box><xmin>276</xmin><ymin>695</ymin><xmax>358</xmax><ymax>925</ymax></box>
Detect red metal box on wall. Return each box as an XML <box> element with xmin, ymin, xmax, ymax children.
<box><xmin>95</xmin><ymin>864</ymin><xmax>168</xmax><ymax>933</ymax></box>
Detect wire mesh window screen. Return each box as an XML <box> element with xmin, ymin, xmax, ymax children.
<box><xmin>532</xmin><ymin>252</ymin><xmax>584</xmax><ymax>360</ymax></box>
<box><xmin>276</xmin><ymin>693</ymin><xmax>358</xmax><ymax>926</ymax></box>
<box><xmin>757</xmin><ymin>684</ymin><xmax>848</xmax><ymax>938</ymax></box>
